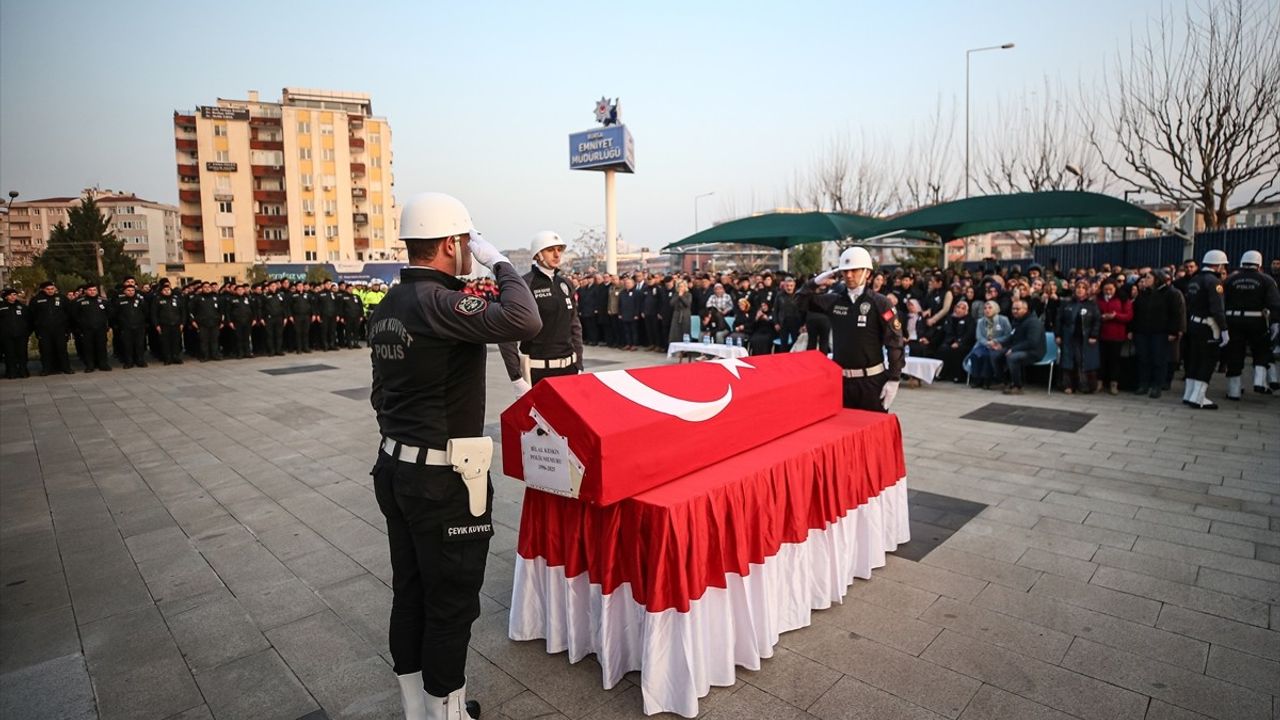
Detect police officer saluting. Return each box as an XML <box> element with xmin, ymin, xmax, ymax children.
<box><xmin>800</xmin><ymin>246</ymin><xmax>904</xmax><ymax>412</ymax></box>
<box><xmin>1182</xmin><ymin>249</ymin><xmax>1231</xmax><ymax>409</ymax></box>
<box><xmin>368</xmin><ymin>192</ymin><xmax>540</xmax><ymax>720</ymax></box>
<box><xmin>499</xmin><ymin>231</ymin><xmax>583</xmax><ymax>395</ymax></box>
<box><xmin>1223</xmin><ymin>250</ymin><xmax>1280</xmax><ymax>399</ymax></box>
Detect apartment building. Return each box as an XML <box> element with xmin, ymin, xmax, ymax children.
<box><xmin>173</xmin><ymin>88</ymin><xmax>400</xmax><ymax>280</ymax></box>
<box><xmin>3</xmin><ymin>189</ymin><xmax>178</xmax><ymax>274</ymax></box>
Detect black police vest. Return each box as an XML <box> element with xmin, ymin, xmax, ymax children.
<box><xmin>76</xmin><ymin>297</ymin><xmax>111</xmax><ymax>329</ymax></box>
<box><xmin>1224</xmin><ymin>270</ymin><xmax>1269</xmax><ymax>314</ymax></box>
<box><xmin>520</xmin><ymin>269</ymin><xmax>575</xmax><ymax>360</ymax></box>
<box><xmin>830</xmin><ymin>290</ymin><xmax>891</xmax><ymax>370</ymax></box>
<box><xmin>115</xmin><ymin>297</ymin><xmax>147</xmax><ymax>327</ymax></box>
<box><xmin>155</xmin><ymin>296</ymin><xmax>182</xmax><ymax>325</ymax></box>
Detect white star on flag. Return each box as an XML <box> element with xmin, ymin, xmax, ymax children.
<box><xmin>709</xmin><ymin>357</ymin><xmax>755</xmax><ymax>379</ymax></box>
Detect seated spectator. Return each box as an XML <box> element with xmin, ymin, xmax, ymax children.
<box><xmin>746</xmin><ymin>301</ymin><xmax>778</xmax><ymax>356</ymax></box>
<box><xmin>903</xmin><ymin>298</ymin><xmax>932</xmax><ymax>357</ymax></box>
<box><xmin>701</xmin><ymin>307</ymin><xmax>729</xmax><ymax>344</ymax></box>
<box><xmin>705</xmin><ymin>283</ymin><xmax>734</xmax><ymax>316</ymax></box>
<box><xmin>965</xmin><ymin>300</ymin><xmax>1012</xmax><ymax>389</ymax></box>
<box><xmin>939</xmin><ymin>300</ymin><xmax>976</xmax><ymax>383</ymax></box>
<box><xmin>999</xmin><ymin>299</ymin><xmax>1046</xmax><ymax>395</ymax></box>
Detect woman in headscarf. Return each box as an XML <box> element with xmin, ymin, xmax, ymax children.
<box><xmin>964</xmin><ymin>300</ymin><xmax>1012</xmax><ymax>389</ymax></box>
<box><xmin>1055</xmin><ymin>280</ymin><xmax>1102</xmax><ymax>394</ymax></box>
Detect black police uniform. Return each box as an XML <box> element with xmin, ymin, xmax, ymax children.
<box><xmin>315</xmin><ymin>286</ymin><xmax>339</xmax><ymax>350</ymax></box>
<box><xmin>800</xmin><ymin>281</ymin><xmax>905</xmax><ymax>412</ymax></box>
<box><xmin>151</xmin><ymin>293</ymin><xmax>185</xmax><ymax>364</ymax></box>
<box><xmin>1</xmin><ymin>295</ymin><xmax>32</xmax><ymax>378</ymax></box>
<box><xmin>1183</xmin><ymin>269</ymin><xmax>1228</xmax><ymax>384</ymax></box>
<box><xmin>260</xmin><ymin>287</ymin><xmax>288</xmax><ymax>356</ymax></box>
<box><xmin>72</xmin><ymin>294</ymin><xmax>113</xmax><ymax>371</ymax></box>
<box><xmin>368</xmin><ymin>262</ymin><xmax>539</xmax><ymax>700</ymax></box>
<box><xmin>289</xmin><ymin>289</ymin><xmax>314</xmax><ymax>353</ymax></box>
<box><xmin>113</xmin><ymin>294</ymin><xmax>149</xmax><ymax>368</ymax></box>
<box><xmin>499</xmin><ymin>266</ymin><xmax>583</xmax><ymax>386</ymax></box>
<box><xmin>339</xmin><ymin>289</ymin><xmax>364</xmax><ymax>348</ymax></box>
<box><xmin>226</xmin><ymin>294</ymin><xmax>254</xmax><ymax>358</ymax></box>
<box><xmin>29</xmin><ymin>292</ymin><xmax>73</xmax><ymax>375</ymax></box>
<box><xmin>190</xmin><ymin>293</ymin><xmax>224</xmax><ymax>361</ymax></box>
<box><xmin>1223</xmin><ymin>267</ymin><xmax>1280</xmax><ymax>388</ymax></box>
<box><xmin>249</xmin><ymin>288</ymin><xmax>266</xmax><ymax>354</ymax></box>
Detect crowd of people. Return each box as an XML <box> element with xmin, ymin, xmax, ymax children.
<box><xmin>0</xmin><ymin>276</ymin><xmax>388</xmax><ymax>378</ymax></box>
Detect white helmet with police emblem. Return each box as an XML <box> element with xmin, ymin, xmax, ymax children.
<box><xmin>399</xmin><ymin>192</ymin><xmax>473</xmax><ymax>240</ymax></box>
<box><xmin>837</xmin><ymin>246</ymin><xmax>874</xmax><ymax>271</ymax></box>
<box><xmin>1240</xmin><ymin>250</ymin><xmax>1262</xmax><ymax>267</ymax></box>
<box><xmin>530</xmin><ymin>231</ymin><xmax>565</xmax><ymax>256</ymax></box>
<box><xmin>1202</xmin><ymin>249</ymin><xmax>1229</xmax><ymax>266</ymax></box>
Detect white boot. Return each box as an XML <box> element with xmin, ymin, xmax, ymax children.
<box><xmin>1254</xmin><ymin>366</ymin><xmax>1272</xmax><ymax>394</ymax></box>
<box><xmin>1195</xmin><ymin>380</ymin><xmax>1218</xmax><ymax>410</ymax></box>
<box><xmin>1226</xmin><ymin>375</ymin><xmax>1242</xmax><ymax>400</ymax></box>
<box><xmin>1182</xmin><ymin>380</ymin><xmax>1196</xmax><ymax>406</ymax></box>
<box><xmin>398</xmin><ymin>672</ymin><xmax>429</xmax><ymax>720</ymax></box>
<box><xmin>1268</xmin><ymin>364</ymin><xmax>1279</xmax><ymax>389</ymax></box>
<box><xmin>427</xmin><ymin>685</ymin><xmax>479</xmax><ymax>720</ymax></box>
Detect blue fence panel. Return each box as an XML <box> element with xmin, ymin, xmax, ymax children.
<box><xmin>1033</xmin><ymin>236</ymin><xmax>1184</xmax><ymax>271</ymax></box>
<box><xmin>1194</xmin><ymin>226</ymin><xmax>1280</xmax><ymax>266</ymax></box>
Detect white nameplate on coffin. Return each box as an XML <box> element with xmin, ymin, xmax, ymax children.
<box><xmin>520</xmin><ymin>414</ymin><xmax>583</xmax><ymax>499</ymax></box>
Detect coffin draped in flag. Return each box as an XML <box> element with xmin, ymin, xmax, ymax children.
<box><xmin>500</xmin><ymin>351</ymin><xmax>842</xmax><ymax>505</ymax></box>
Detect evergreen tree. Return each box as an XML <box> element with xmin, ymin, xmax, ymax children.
<box><xmin>36</xmin><ymin>197</ymin><xmax>139</xmax><ymax>287</ymax></box>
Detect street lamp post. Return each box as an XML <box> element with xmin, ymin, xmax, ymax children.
<box><xmin>693</xmin><ymin>191</ymin><xmax>715</xmax><ymax>233</ymax></box>
<box><xmin>2</xmin><ymin>190</ymin><xmax>18</xmax><ymax>287</ymax></box>
<box><xmin>965</xmin><ymin>43</ymin><xmax>1015</xmax><ymax>198</ymax></box>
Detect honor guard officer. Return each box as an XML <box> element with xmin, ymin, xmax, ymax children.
<box><xmin>799</xmin><ymin>246</ymin><xmax>905</xmax><ymax>412</ymax></box>
<box><xmin>368</xmin><ymin>192</ymin><xmax>540</xmax><ymax>720</ymax></box>
<box><xmin>1182</xmin><ymin>249</ymin><xmax>1231</xmax><ymax>409</ymax></box>
<box><xmin>1223</xmin><ymin>250</ymin><xmax>1280</xmax><ymax>399</ymax></box>
<box><xmin>1</xmin><ymin>288</ymin><xmax>32</xmax><ymax>379</ymax></box>
<box><xmin>499</xmin><ymin>231</ymin><xmax>584</xmax><ymax>396</ymax></box>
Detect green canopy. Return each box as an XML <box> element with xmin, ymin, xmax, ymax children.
<box><xmin>664</xmin><ymin>211</ymin><xmax>892</xmax><ymax>251</ymax></box>
<box><xmin>875</xmin><ymin>191</ymin><xmax>1164</xmax><ymax>239</ymax></box>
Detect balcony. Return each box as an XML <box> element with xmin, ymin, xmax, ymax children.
<box><xmin>179</xmin><ymin>190</ymin><xmax>201</xmax><ymax>203</ymax></box>
<box><xmin>250</xmin><ymin>139</ymin><xmax>284</xmax><ymax>151</ymax></box>
<box><xmin>180</xmin><ymin>214</ymin><xmax>203</xmax><ymax>229</ymax></box>
<box><xmin>251</xmin><ymin>165</ymin><xmax>284</xmax><ymax>177</ymax></box>
<box><xmin>177</xmin><ymin>164</ymin><xmax>198</xmax><ymax>177</ymax></box>
<box><xmin>349</xmin><ymin>137</ymin><xmax>365</xmax><ymax>151</ymax></box>
<box><xmin>350</xmin><ymin>163</ymin><xmax>366</xmax><ymax>176</ymax></box>
<box><xmin>175</xmin><ymin>138</ymin><xmax>198</xmax><ymax>151</ymax></box>
<box><xmin>355</xmin><ymin>237</ymin><xmax>370</xmax><ymax>250</ymax></box>
<box><xmin>348</xmin><ymin>115</ymin><xmax>364</xmax><ymax>128</ymax></box>
<box><xmin>255</xmin><ymin>214</ymin><xmax>288</xmax><ymax>227</ymax></box>
<box><xmin>353</xmin><ymin>213</ymin><xmax>369</xmax><ymax>225</ymax></box>
<box><xmin>256</xmin><ymin>239</ymin><xmax>290</xmax><ymax>254</ymax></box>
<box><xmin>182</xmin><ymin>239</ymin><xmax>203</xmax><ymax>253</ymax></box>
<box><xmin>173</xmin><ymin>112</ymin><xmax>196</xmax><ymax>128</ymax></box>
<box><xmin>253</xmin><ymin>190</ymin><xmax>286</xmax><ymax>203</ymax></box>
<box><xmin>249</xmin><ymin>115</ymin><xmax>282</xmax><ymax>127</ymax></box>
<box><xmin>351</xmin><ymin>187</ymin><xmax>367</xmax><ymax>198</ymax></box>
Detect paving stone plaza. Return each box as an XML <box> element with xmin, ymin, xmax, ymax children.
<box><xmin>1</xmin><ymin>347</ymin><xmax>1276</xmax><ymax>720</ymax></box>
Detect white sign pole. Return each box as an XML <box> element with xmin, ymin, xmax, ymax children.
<box><xmin>605</xmin><ymin>168</ymin><xmax>618</xmax><ymax>275</ymax></box>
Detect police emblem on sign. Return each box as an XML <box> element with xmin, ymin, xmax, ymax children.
<box><xmin>455</xmin><ymin>296</ymin><xmax>487</xmax><ymax>316</ymax></box>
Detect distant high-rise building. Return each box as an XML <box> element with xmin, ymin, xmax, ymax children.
<box><xmin>173</xmin><ymin>88</ymin><xmax>399</xmax><ymax>277</ymax></box>
<box><xmin>3</xmin><ymin>189</ymin><xmax>177</xmax><ymax>274</ymax></box>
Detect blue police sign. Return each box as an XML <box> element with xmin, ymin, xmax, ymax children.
<box><xmin>569</xmin><ymin>125</ymin><xmax>635</xmax><ymax>173</ymax></box>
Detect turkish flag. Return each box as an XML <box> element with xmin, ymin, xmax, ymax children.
<box><xmin>501</xmin><ymin>351</ymin><xmax>842</xmax><ymax>505</ymax></box>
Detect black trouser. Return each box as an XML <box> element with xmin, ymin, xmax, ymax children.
<box><xmin>621</xmin><ymin>320</ymin><xmax>639</xmax><ymax>347</ymax></box>
<box><xmin>1224</xmin><ymin>319</ymin><xmax>1271</xmax><ymax>376</ymax></box>
<box><xmin>1099</xmin><ymin>340</ymin><xmax>1126</xmax><ymax>387</ymax></box>
<box><xmin>251</xmin><ymin>323</ymin><xmax>266</xmax><ymax>356</ymax></box>
<box><xmin>119</xmin><ymin>326</ymin><xmax>146</xmax><ymax>367</ymax></box>
<box><xmin>197</xmin><ymin>322</ymin><xmax>220</xmax><ymax>360</ymax></box>
<box><xmin>233</xmin><ymin>324</ymin><xmax>251</xmax><ymax>358</ymax></box>
<box><xmin>184</xmin><ymin>325</ymin><xmax>199</xmax><ymax>357</ymax></box>
<box><xmin>1133</xmin><ymin>333</ymin><xmax>1168</xmax><ymax>391</ymax></box>
<box><xmin>37</xmin><ymin>331</ymin><xmax>71</xmax><ymax>374</ymax></box>
<box><xmin>939</xmin><ymin>343</ymin><xmax>971</xmax><ymax>382</ymax></box>
<box><xmin>80</xmin><ymin>327</ymin><xmax>110</xmax><ymax>370</ymax></box>
<box><xmin>805</xmin><ymin>314</ymin><xmax>831</xmax><ymax>354</ymax></box>
<box><xmin>1185</xmin><ymin>323</ymin><xmax>1218</xmax><ymax>382</ymax></box>
<box><xmin>644</xmin><ymin>315</ymin><xmax>662</xmax><ymax>348</ymax></box>
<box><xmin>293</xmin><ymin>319</ymin><xmax>311</xmax><ymax>353</ymax></box>
<box><xmin>580</xmin><ymin>314</ymin><xmax>598</xmax><ymax>345</ymax></box>
<box><xmin>841</xmin><ymin>374</ymin><xmax>888</xmax><ymax>413</ymax></box>
<box><xmin>342</xmin><ymin>316</ymin><xmax>363</xmax><ymax>347</ymax></box>
<box><xmin>320</xmin><ymin>316</ymin><xmax>338</xmax><ymax>350</ymax></box>
<box><xmin>159</xmin><ymin>325</ymin><xmax>183</xmax><ymax>363</ymax></box>
<box><xmin>531</xmin><ymin>364</ymin><xmax>578</xmax><ymax>386</ymax></box>
<box><xmin>778</xmin><ymin>322</ymin><xmax>803</xmax><ymax>353</ymax></box>
<box><xmin>373</xmin><ymin>454</ymin><xmax>492</xmax><ymax>698</ymax></box>
<box><xmin>3</xmin><ymin>334</ymin><xmax>30</xmax><ymax>378</ymax></box>
<box><xmin>264</xmin><ymin>317</ymin><xmax>285</xmax><ymax>355</ymax></box>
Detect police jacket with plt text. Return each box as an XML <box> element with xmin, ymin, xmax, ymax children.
<box><xmin>1223</xmin><ymin>268</ymin><xmax>1280</xmax><ymax>320</ymax></box>
<box><xmin>799</xmin><ymin>282</ymin><xmax>905</xmax><ymax>381</ymax></box>
<box><xmin>369</xmin><ymin>262</ymin><xmax>540</xmax><ymax>450</ymax></box>
<box><xmin>499</xmin><ymin>267</ymin><xmax>584</xmax><ymax>381</ymax></box>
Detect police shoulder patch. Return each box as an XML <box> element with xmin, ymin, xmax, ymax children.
<box><xmin>455</xmin><ymin>295</ymin><xmax>487</xmax><ymax>316</ymax></box>
<box><xmin>882</xmin><ymin>309</ymin><xmax>894</xmax><ymax>322</ymax></box>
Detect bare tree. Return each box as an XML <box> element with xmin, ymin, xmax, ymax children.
<box><xmin>1085</xmin><ymin>0</ymin><xmax>1280</xmax><ymax>228</ymax></box>
<box><xmin>975</xmin><ymin>77</ymin><xmax>1105</xmax><ymax>249</ymax></box>
<box><xmin>569</xmin><ymin>227</ymin><xmax>605</xmax><ymax>268</ymax></box>
<box><xmin>789</xmin><ymin>134</ymin><xmax>897</xmax><ymax>247</ymax></box>
<box><xmin>898</xmin><ymin>95</ymin><xmax>960</xmax><ymax>211</ymax></box>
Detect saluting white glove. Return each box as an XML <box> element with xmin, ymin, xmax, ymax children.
<box><xmin>467</xmin><ymin>230</ymin><xmax>509</xmax><ymax>268</ymax></box>
<box><xmin>815</xmin><ymin>269</ymin><xmax>837</xmax><ymax>285</ymax></box>
<box><xmin>880</xmin><ymin>380</ymin><xmax>900</xmax><ymax>411</ymax></box>
<box><xmin>1218</xmin><ymin>329</ymin><xmax>1231</xmax><ymax>348</ymax></box>
<box><xmin>512</xmin><ymin>378</ymin><xmax>532</xmax><ymax>396</ymax></box>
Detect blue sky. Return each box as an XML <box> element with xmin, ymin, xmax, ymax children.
<box><xmin>1</xmin><ymin>0</ymin><xmax>1169</xmax><ymax>252</ymax></box>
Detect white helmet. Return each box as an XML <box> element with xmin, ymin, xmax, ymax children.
<box><xmin>530</xmin><ymin>231</ymin><xmax>565</xmax><ymax>256</ymax></box>
<box><xmin>1202</xmin><ymin>249</ymin><xmax>1229</xmax><ymax>266</ymax></box>
<box><xmin>399</xmin><ymin>192</ymin><xmax>473</xmax><ymax>240</ymax></box>
<box><xmin>1240</xmin><ymin>250</ymin><xmax>1263</xmax><ymax>267</ymax></box>
<box><xmin>837</xmin><ymin>246</ymin><xmax>874</xmax><ymax>271</ymax></box>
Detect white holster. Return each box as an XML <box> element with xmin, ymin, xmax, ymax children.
<box><xmin>520</xmin><ymin>353</ymin><xmax>531</xmax><ymax>385</ymax></box>
<box><xmin>447</xmin><ymin>437</ymin><xmax>493</xmax><ymax>517</ymax></box>
<box><xmin>1206</xmin><ymin>317</ymin><xmax>1221</xmax><ymax>341</ymax></box>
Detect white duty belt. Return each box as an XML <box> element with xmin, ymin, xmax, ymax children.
<box><xmin>842</xmin><ymin>364</ymin><xmax>885</xmax><ymax>378</ymax></box>
<box><xmin>380</xmin><ymin>436</ymin><xmax>493</xmax><ymax>516</ymax></box>
<box><xmin>528</xmin><ymin>355</ymin><xmax>575</xmax><ymax>369</ymax></box>
<box><xmin>1190</xmin><ymin>315</ymin><xmax>1223</xmax><ymax>339</ymax></box>
<box><xmin>1225</xmin><ymin>310</ymin><xmax>1264</xmax><ymax>317</ymax></box>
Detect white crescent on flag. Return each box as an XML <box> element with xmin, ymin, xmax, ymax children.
<box><xmin>593</xmin><ymin>358</ymin><xmax>754</xmax><ymax>422</ymax></box>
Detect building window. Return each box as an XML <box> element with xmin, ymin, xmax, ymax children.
<box><xmin>214</xmin><ymin>124</ymin><xmax>228</xmax><ymax>137</ymax></box>
<box><xmin>222</xmin><ymin>252</ymin><xmax>236</xmax><ymax>263</ymax></box>
<box><xmin>324</xmin><ymin>174</ymin><xmax>336</xmax><ymax>188</ymax></box>
<box><xmin>304</xmin><ymin>225</ymin><xmax>316</xmax><ymax>237</ymax></box>
<box><xmin>305</xmin><ymin>250</ymin><xmax>317</xmax><ymax>261</ymax></box>
<box><xmin>217</xmin><ymin>200</ymin><xmax>233</xmax><ymax>213</ymax></box>
<box><xmin>322</xmin><ymin>148</ymin><xmax>335</xmax><ymax>161</ymax></box>
<box><xmin>372</xmin><ymin>204</ymin><xmax>382</xmax><ymax>215</ymax></box>
<box><xmin>214</xmin><ymin>150</ymin><xmax>229</xmax><ymax>163</ymax></box>
<box><xmin>302</xmin><ymin>199</ymin><xmax>315</xmax><ymax>214</ymax></box>
<box><xmin>324</xmin><ymin>200</ymin><xmax>337</xmax><ymax>216</ymax></box>
<box><xmin>325</xmin><ymin>224</ymin><xmax>338</xmax><ymax>238</ymax></box>
<box><xmin>373</xmin><ymin>228</ymin><xmax>383</xmax><ymax>240</ymax></box>
<box><xmin>320</xmin><ymin>124</ymin><xmax>334</xmax><ymax>136</ymax></box>
<box><xmin>369</xmin><ymin>133</ymin><xmax>380</xmax><ymax>144</ymax></box>
<box><xmin>219</xmin><ymin>227</ymin><xmax>234</xmax><ymax>239</ymax></box>
<box><xmin>298</xmin><ymin>121</ymin><xmax>310</xmax><ymax>134</ymax></box>
<box><xmin>328</xmin><ymin>250</ymin><xmax>340</xmax><ymax>261</ymax></box>
<box><xmin>264</xmin><ymin>228</ymin><xmax>285</xmax><ymax>240</ymax></box>
<box><xmin>301</xmin><ymin>173</ymin><xmax>313</xmax><ymax>188</ymax></box>
<box><xmin>299</xmin><ymin>147</ymin><xmax>311</xmax><ymax>160</ymax></box>
<box><xmin>371</xmin><ymin>156</ymin><xmax>381</xmax><ymax>168</ymax></box>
